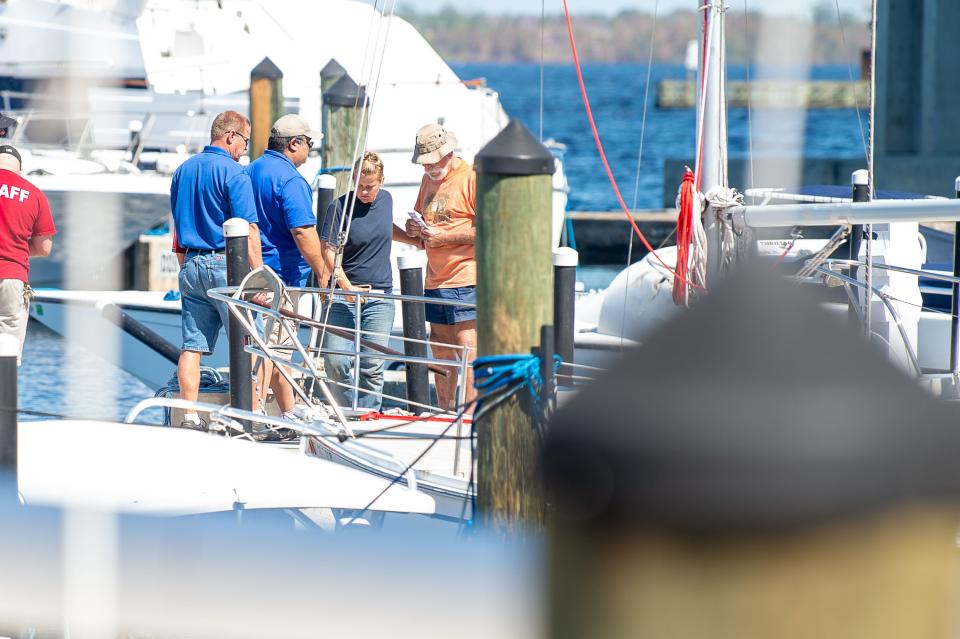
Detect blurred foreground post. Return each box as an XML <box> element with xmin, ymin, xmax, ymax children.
<box><xmin>543</xmin><ymin>270</ymin><xmax>960</xmax><ymax>638</ymax></box>
<box><xmin>0</xmin><ymin>334</ymin><xmax>17</xmax><ymax>472</ymax></box>
<box><xmin>249</xmin><ymin>57</ymin><xmax>283</xmax><ymax>161</ymax></box>
<box><xmin>475</xmin><ymin>119</ymin><xmax>556</xmax><ymax>533</ymax></box>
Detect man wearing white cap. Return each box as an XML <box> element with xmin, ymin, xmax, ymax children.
<box><xmin>404</xmin><ymin>123</ymin><xmax>477</xmax><ymax>411</ymax></box>
<box><xmin>247</xmin><ymin>114</ymin><xmax>327</xmax><ymax>288</ymax></box>
<box><xmin>0</xmin><ymin>144</ymin><xmax>55</xmax><ymax>361</ymax></box>
<box><xmin>246</xmin><ymin>114</ymin><xmax>327</xmax><ymax>423</ymax></box>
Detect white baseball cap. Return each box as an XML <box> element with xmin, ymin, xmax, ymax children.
<box><xmin>272</xmin><ymin>114</ymin><xmax>322</xmax><ymax>141</ymax></box>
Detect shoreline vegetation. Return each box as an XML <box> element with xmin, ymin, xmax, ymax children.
<box><xmin>400</xmin><ymin>7</ymin><xmax>870</xmax><ymax>65</ymax></box>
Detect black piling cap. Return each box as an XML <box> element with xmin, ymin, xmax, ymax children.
<box><xmin>542</xmin><ymin>267</ymin><xmax>960</xmax><ymax>534</ymax></box>
<box><xmin>322</xmin><ymin>74</ymin><xmax>367</xmax><ymax>108</ymax></box>
<box><xmin>250</xmin><ymin>56</ymin><xmax>283</xmax><ymax>80</ymax></box>
<box><xmin>475</xmin><ymin>119</ymin><xmax>556</xmax><ymax>176</ymax></box>
<box><xmin>320</xmin><ymin>58</ymin><xmax>347</xmax><ymax>81</ymax></box>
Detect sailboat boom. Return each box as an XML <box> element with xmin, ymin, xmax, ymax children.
<box><xmin>731</xmin><ymin>198</ymin><xmax>960</xmax><ymax>228</ymax></box>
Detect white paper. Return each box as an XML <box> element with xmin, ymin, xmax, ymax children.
<box><xmin>408</xmin><ymin>211</ymin><xmax>428</xmax><ymax>228</ymax></box>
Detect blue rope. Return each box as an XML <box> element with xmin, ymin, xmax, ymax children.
<box><xmin>565</xmin><ymin>215</ymin><xmax>577</xmax><ymax>251</ymax></box>
<box><xmin>154</xmin><ymin>366</ymin><xmax>230</xmax><ymax>424</ymax></box>
<box><xmin>472</xmin><ymin>353</ymin><xmax>561</xmax><ymax>416</ymax></box>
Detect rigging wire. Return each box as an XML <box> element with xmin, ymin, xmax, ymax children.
<box><xmin>620</xmin><ymin>0</ymin><xmax>660</xmax><ymax>346</ymax></box>
<box><xmin>539</xmin><ymin>0</ymin><xmax>545</xmax><ymax>141</ymax></box>
<box><xmin>630</xmin><ymin>0</ymin><xmax>658</xmax><ymax>212</ymax></box>
<box><xmin>560</xmin><ymin>0</ymin><xmax>701</xmax><ymax>291</ymax></box>
<box><xmin>316</xmin><ymin>0</ymin><xmax>398</xmax><ymax>359</ymax></box>
<box><xmin>833</xmin><ymin>0</ymin><xmax>869</xmax><ymax>164</ymax></box>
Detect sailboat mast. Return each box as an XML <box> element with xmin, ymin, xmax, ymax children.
<box><xmin>695</xmin><ymin>0</ymin><xmax>728</xmax><ymax>282</ymax></box>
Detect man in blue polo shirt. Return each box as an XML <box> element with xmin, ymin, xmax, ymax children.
<box><xmin>246</xmin><ymin>114</ymin><xmax>327</xmax><ymax>287</ymax></box>
<box><xmin>246</xmin><ymin>114</ymin><xmax>327</xmax><ymax>419</ymax></box>
<box><xmin>171</xmin><ymin>110</ymin><xmax>262</xmax><ymax>430</ymax></box>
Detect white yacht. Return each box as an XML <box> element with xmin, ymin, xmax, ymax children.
<box><xmin>2</xmin><ymin>0</ymin><xmax>568</xmax><ymax>288</ymax></box>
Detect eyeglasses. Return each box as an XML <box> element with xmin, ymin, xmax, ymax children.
<box><xmin>229</xmin><ymin>130</ymin><xmax>250</xmax><ymax>149</ymax></box>
<box><xmin>297</xmin><ymin>136</ymin><xmax>314</xmax><ymax>149</ymax></box>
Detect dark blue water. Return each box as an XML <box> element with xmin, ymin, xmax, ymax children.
<box><xmin>20</xmin><ymin>63</ymin><xmax>869</xmax><ymax>419</ymax></box>
<box><xmin>451</xmin><ymin>63</ymin><xmax>868</xmax><ymax>211</ymax></box>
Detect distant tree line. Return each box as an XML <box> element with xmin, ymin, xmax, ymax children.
<box><xmin>398</xmin><ymin>7</ymin><xmax>871</xmax><ymax>66</ymax></box>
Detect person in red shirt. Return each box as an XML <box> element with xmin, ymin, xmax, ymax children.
<box><xmin>0</xmin><ymin>145</ymin><xmax>55</xmax><ymax>360</ymax></box>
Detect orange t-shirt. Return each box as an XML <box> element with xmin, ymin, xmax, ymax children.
<box><xmin>414</xmin><ymin>159</ymin><xmax>476</xmax><ymax>289</ymax></box>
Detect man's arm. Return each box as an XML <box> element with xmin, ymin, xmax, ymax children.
<box><xmin>422</xmin><ymin>225</ymin><xmax>475</xmax><ymax>248</ymax></box>
<box><xmin>28</xmin><ymin>235</ymin><xmax>53</xmax><ymax>257</ymax></box>
<box><xmin>247</xmin><ymin>222</ymin><xmax>263</xmax><ymax>269</ymax></box>
<box><xmin>291</xmin><ymin>225</ymin><xmax>330</xmax><ymax>285</ymax></box>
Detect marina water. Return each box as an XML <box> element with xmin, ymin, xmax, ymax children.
<box><xmin>22</xmin><ymin>63</ymin><xmax>867</xmax><ymax>419</ymax></box>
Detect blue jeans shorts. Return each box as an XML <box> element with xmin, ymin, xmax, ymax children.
<box><xmin>179</xmin><ymin>251</ymin><xmax>229</xmax><ymax>354</ymax></box>
<box><xmin>424</xmin><ymin>286</ymin><xmax>477</xmax><ymax>325</ymax></box>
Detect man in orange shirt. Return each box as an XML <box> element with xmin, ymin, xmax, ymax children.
<box><xmin>404</xmin><ymin>123</ymin><xmax>477</xmax><ymax>411</ymax></box>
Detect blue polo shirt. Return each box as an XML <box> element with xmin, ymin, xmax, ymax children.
<box><xmin>245</xmin><ymin>150</ymin><xmax>316</xmax><ymax>286</ymax></box>
<box><xmin>170</xmin><ymin>146</ymin><xmax>257</xmax><ymax>250</ymax></box>
<box><xmin>320</xmin><ymin>189</ymin><xmax>394</xmax><ymax>290</ymax></box>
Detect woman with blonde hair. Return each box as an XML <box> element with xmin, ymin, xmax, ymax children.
<box><xmin>319</xmin><ymin>151</ymin><xmax>410</xmax><ymax>411</ymax></box>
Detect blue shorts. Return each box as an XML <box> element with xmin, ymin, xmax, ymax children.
<box><xmin>424</xmin><ymin>286</ymin><xmax>476</xmax><ymax>325</ymax></box>
<box><xmin>179</xmin><ymin>251</ymin><xmax>229</xmax><ymax>354</ymax></box>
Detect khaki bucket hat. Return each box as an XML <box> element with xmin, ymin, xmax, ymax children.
<box><xmin>412</xmin><ymin>123</ymin><xmax>457</xmax><ymax>164</ymax></box>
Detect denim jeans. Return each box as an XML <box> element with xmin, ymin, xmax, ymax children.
<box><xmin>322</xmin><ymin>296</ymin><xmax>395</xmax><ymax>410</ymax></box>
<box><xmin>179</xmin><ymin>252</ymin><xmax>229</xmax><ymax>354</ymax></box>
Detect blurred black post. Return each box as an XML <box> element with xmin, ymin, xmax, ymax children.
<box><xmin>553</xmin><ymin>247</ymin><xmax>578</xmax><ymax>385</ymax></box>
<box><xmin>0</xmin><ymin>334</ymin><xmax>17</xmax><ymax>473</ymax></box>
<box><xmin>849</xmin><ymin>169</ymin><xmax>869</xmax><ymax>260</ymax></box>
<box><xmin>539</xmin><ymin>324</ymin><xmax>555</xmax><ymax>414</ymax></box>
<box><xmin>225</xmin><ymin>218</ymin><xmax>253</xmax><ymax>433</ymax></box>
<box><xmin>848</xmin><ymin>169</ymin><xmax>869</xmax><ymax>327</ymax></box>
<box><xmin>398</xmin><ymin>253</ymin><xmax>430</xmax><ymax>412</ymax></box>
<box><xmin>316</xmin><ymin>174</ymin><xmax>337</xmax><ymax>240</ymax></box>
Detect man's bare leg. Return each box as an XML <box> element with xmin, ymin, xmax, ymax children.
<box><xmin>430</xmin><ymin>320</ymin><xmax>477</xmax><ymax>411</ymax></box>
<box><xmin>450</xmin><ymin>319</ymin><xmax>477</xmax><ymax>408</ymax></box>
<box><xmin>177</xmin><ymin>350</ymin><xmax>202</xmax><ymax>402</ymax></box>
<box><xmin>177</xmin><ymin>350</ymin><xmax>203</xmax><ymax>426</ymax></box>
<box><xmin>430</xmin><ymin>323</ymin><xmax>459</xmax><ymax>411</ymax></box>
<box><xmin>270</xmin><ymin>367</ymin><xmax>296</xmax><ymax>413</ymax></box>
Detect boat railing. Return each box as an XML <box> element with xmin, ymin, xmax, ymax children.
<box><xmin>805</xmin><ymin>258</ymin><xmax>957</xmax><ymax>378</ymax></box>
<box><xmin>206</xmin><ymin>269</ymin><xmax>477</xmax><ymax>441</ymax></box>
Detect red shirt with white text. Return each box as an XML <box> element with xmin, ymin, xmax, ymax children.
<box><xmin>0</xmin><ymin>169</ymin><xmax>55</xmax><ymax>281</ymax></box>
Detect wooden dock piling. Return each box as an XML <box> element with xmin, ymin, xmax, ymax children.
<box><xmin>249</xmin><ymin>57</ymin><xmax>284</xmax><ymax>161</ymax></box>
<box><xmin>321</xmin><ymin>74</ymin><xmax>368</xmax><ymax>197</ymax></box>
<box><xmin>657</xmin><ymin>79</ymin><xmax>870</xmax><ymax>109</ymax></box>
<box><xmin>475</xmin><ymin>119</ymin><xmax>556</xmax><ymax>533</ymax></box>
